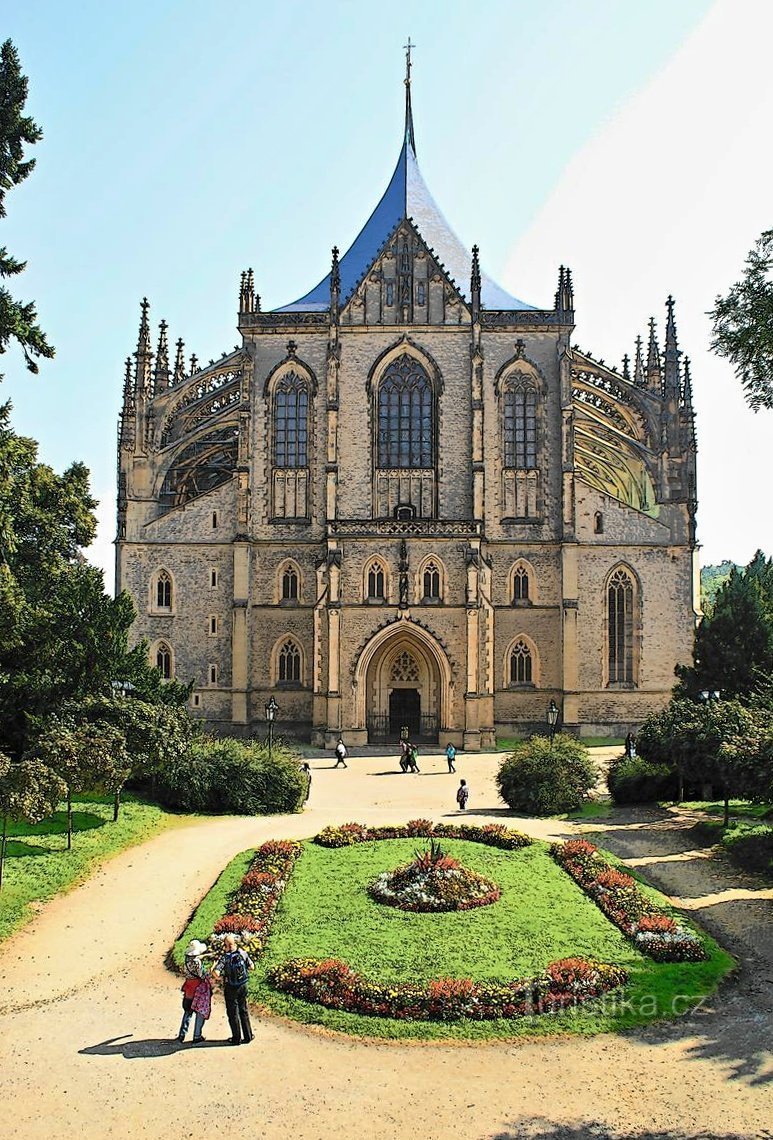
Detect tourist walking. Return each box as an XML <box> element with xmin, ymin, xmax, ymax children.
<box><xmin>408</xmin><ymin>741</ymin><xmax>420</xmax><ymax>773</ymax></box>
<box><xmin>213</xmin><ymin>934</ymin><xmax>254</xmax><ymax>1045</ymax></box>
<box><xmin>301</xmin><ymin>761</ymin><xmax>311</xmax><ymax>801</ymax></box>
<box><xmin>399</xmin><ymin>739</ymin><xmax>410</xmax><ymax>772</ymax></box>
<box><xmin>445</xmin><ymin>743</ymin><xmax>457</xmax><ymax>773</ymax></box>
<box><xmin>333</xmin><ymin>737</ymin><xmax>348</xmax><ymax>768</ymax></box>
<box><xmin>177</xmin><ymin>939</ymin><xmax>212</xmax><ymax>1044</ymax></box>
<box><xmin>456</xmin><ymin>778</ymin><xmax>469</xmax><ymax>810</ymax></box>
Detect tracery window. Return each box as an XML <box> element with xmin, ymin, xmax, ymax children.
<box><xmin>377</xmin><ymin>355</ymin><xmax>433</xmax><ymax>469</ymax></box>
<box><xmin>155</xmin><ymin>642</ymin><xmax>172</xmax><ymax>680</ymax></box>
<box><xmin>278</xmin><ymin>639</ymin><xmax>302</xmax><ymax>684</ymax></box>
<box><xmin>512</xmin><ymin>565</ymin><xmax>530</xmax><ymax>604</ymax></box>
<box><xmin>281</xmin><ymin>565</ymin><xmax>299</xmax><ymax>602</ymax></box>
<box><xmin>390</xmin><ymin>651</ymin><xmax>420</xmax><ymax>682</ymax></box>
<box><xmin>367</xmin><ymin>562</ymin><xmax>386</xmax><ymax>600</ymax></box>
<box><xmin>509</xmin><ymin>640</ymin><xmax>533</xmax><ymax>686</ymax></box>
<box><xmin>503</xmin><ymin>382</ymin><xmax>537</xmax><ymax>469</ymax></box>
<box><xmin>274</xmin><ymin>373</ymin><xmax>309</xmax><ymax>469</ymax></box>
<box><xmin>422</xmin><ymin>560</ymin><xmax>441</xmax><ymax>600</ymax></box>
<box><xmin>155</xmin><ymin>570</ymin><xmax>172</xmax><ymax>610</ymax></box>
<box><xmin>608</xmin><ymin>569</ymin><xmax>635</xmax><ymax>685</ymax></box>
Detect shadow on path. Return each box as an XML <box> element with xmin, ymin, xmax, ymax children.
<box><xmin>79</xmin><ymin>1034</ymin><xmax>230</xmax><ymax>1059</ymax></box>
<box><xmin>490</xmin><ymin>1121</ymin><xmax>767</xmax><ymax>1140</ymax></box>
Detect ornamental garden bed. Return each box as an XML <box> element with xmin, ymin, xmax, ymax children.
<box><xmin>174</xmin><ymin>822</ymin><xmax>733</xmax><ymax>1042</ymax></box>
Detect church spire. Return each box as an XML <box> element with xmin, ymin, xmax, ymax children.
<box><xmin>404</xmin><ymin>37</ymin><xmax>416</xmax><ymax>154</ymax></box>
<box><xmin>663</xmin><ymin>295</ymin><xmax>681</xmax><ymax>404</ymax></box>
<box><xmin>173</xmin><ymin>337</ymin><xmax>186</xmax><ymax>385</ymax></box>
<box><xmin>329</xmin><ymin>245</ymin><xmax>340</xmax><ymax>320</ymax></box>
<box><xmin>646</xmin><ymin>317</ymin><xmax>661</xmax><ymax>393</ymax></box>
<box><xmin>134</xmin><ymin>297</ymin><xmax>153</xmax><ymax>395</ymax></box>
<box><xmin>470</xmin><ymin>244</ymin><xmax>481</xmax><ymax>323</ymax></box>
<box><xmin>633</xmin><ymin>335</ymin><xmax>645</xmax><ymax>387</ymax></box>
<box><xmin>154</xmin><ymin>320</ymin><xmax>170</xmax><ymax>393</ymax></box>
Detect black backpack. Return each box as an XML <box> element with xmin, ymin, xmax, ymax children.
<box><xmin>224</xmin><ymin>949</ymin><xmax>248</xmax><ymax>986</ymax></box>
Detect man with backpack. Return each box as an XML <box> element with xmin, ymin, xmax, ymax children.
<box><xmin>213</xmin><ymin>933</ymin><xmax>254</xmax><ymax>1045</ymax></box>
<box><xmin>333</xmin><ymin>737</ymin><xmax>348</xmax><ymax>768</ymax></box>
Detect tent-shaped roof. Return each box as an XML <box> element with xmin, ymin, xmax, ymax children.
<box><xmin>275</xmin><ymin>72</ymin><xmax>534</xmax><ymax>314</ymax></box>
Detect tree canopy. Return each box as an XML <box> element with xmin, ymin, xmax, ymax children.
<box><xmin>711</xmin><ymin>228</ymin><xmax>773</xmax><ymax>411</ymax></box>
<box><xmin>0</xmin><ymin>38</ymin><xmax>53</xmax><ymax>377</ymax></box>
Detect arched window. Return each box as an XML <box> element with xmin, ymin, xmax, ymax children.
<box><xmin>274</xmin><ymin>372</ymin><xmax>309</xmax><ymax>469</ymax></box>
<box><xmin>155</xmin><ymin>570</ymin><xmax>172</xmax><ymax>610</ymax></box>
<box><xmin>156</xmin><ymin>642</ymin><xmax>172</xmax><ymax>680</ymax></box>
<box><xmin>503</xmin><ymin>381</ymin><xmax>537</xmax><ymax>469</ymax></box>
<box><xmin>377</xmin><ymin>355</ymin><xmax>433</xmax><ymax>469</ymax></box>
<box><xmin>608</xmin><ymin>569</ymin><xmax>635</xmax><ymax>685</ymax></box>
<box><xmin>594</xmin><ymin>511</ymin><xmax>604</xmax><ymax>535</ymax></box>
<box><xmin>509</xmin><ymin>640</ymin><xmax>533</xmax><ymax>686</ymax></box>
<box><xmin>278</xmin><ymin>639</ymin><xmax>302</xmax><ymax>684</ymax></box>
<box><xmin>281</xmin><ymin>565</ymin><xmax>299</xmax><ymax>601</ymax></box>
<box><xmin>367</xmin><ymin>562</ymin><xmax>386</xmax><ymax>600</ymax></box>
<box><xmin>512</xmin><ymin>565</ymin><xmax>530</xmax><ymax>604</ymax></box>
<box><xmin>423</xmin><ymin>560</ymin><xmax>441</xmax><ymax>600</ymax></box>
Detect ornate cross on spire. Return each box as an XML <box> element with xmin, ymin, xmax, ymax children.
<box><xmin>404</xmin><ymin>37</ymin><xmax>414</xmax><ymax>83</ymax></box>
<box><xmin>403</xmin><ymin>38</ymin><xmax>416</xmax><ymax>154</ymax></box>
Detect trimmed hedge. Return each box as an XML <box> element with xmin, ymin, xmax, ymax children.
<box><xmin>721</xmin><ymin>824</ymin><xmax>773</xmax><ymax>877</ymax></box>
<box><xmin>497</xmin><ymin>734</ymin><xmax>597</xmax><ymax>815</ymax></box>
<box><xmin>607</xmin><ymin>754</ymin><xmax>679</xmax><ymax>804</ymax></box>
<box><xmin>268</xmin><ymin>955</ymin><xmax>628</xmax><ymax>1021</ymax></box>
<box><xmin>153</xmin><ymin>736</ymin><xmax>306</xmax><ymax>814</ymax></box>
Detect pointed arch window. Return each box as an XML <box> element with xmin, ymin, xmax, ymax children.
<box><xmin>422</xmin><ymin>560</ymin><xmax>441</xmax><ymax>601</ymax></box>
<box><xmin>156</xmin><ymin>642</ymin><xmax>172</xmax><ymax>680</ymax></box>
<box><xmin>512</xmin><ymin>564</ymin><xmax>530</xmax><ymax>604</ymax></box>
<box><xmin>377</xmin><ymin>355</ymin><xmax>434</xmax><ymax>469</ymax></box>
<box><xmin>278</xmin><ymin>639</ymin><xmax>302</xmax><ymax>684</ymax></box>
<box><xmin>509</xmin><ymin>640</ymin><xmax>533</xmax><ymax>686</ymax></box>
<box><xmin>367</xmin><ymin>562</ymin><xmax>386</xmax><ymax>601</ymax></box>
<box><xmin>504</xmin><ymin>381</ymin><xmax>537</xmax><ymax>469</ymax></box>
<box><xmin>608</xmin><ymin>569</ymin><xmax>635</xmax><ymax>685</ymax></box>
<box><xmin>155</xmin><ymin>570</ymin><xmax>172</xmax><ymax>610</ymax></box>
<box><xmin>281</xmin><ymin>565</ymin><xmax>299</xmax><ymax>602</ymax></box>
<box><xmin>274</xmin><ymin>372</ymin><xmax>309</xmax><ymax>469</ymax></box>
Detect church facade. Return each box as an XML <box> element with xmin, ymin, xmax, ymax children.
<box><xmin>116</xmin><ymin>70</ymin><xmax>699</xmax><ymax>749</ymax></box>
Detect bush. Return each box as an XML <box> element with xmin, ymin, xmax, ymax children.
<box><xmin>720</xmin><ymin>824</ymin><xmax>773</xmax><ymax>876</ymax></box>
<box><xmin>153</xmin><ymin>736</ymin><xmax>306</xmax><ymax>814</ymax></box>
<box><xmin>496</xmin><ymin>734</ymin><xmax>597</xmax><ymax>815</ymax></box>
<box><xmin>607</xmin><ymin>754</ymin><xmax>679</xmax><ymax>804</ymax></box>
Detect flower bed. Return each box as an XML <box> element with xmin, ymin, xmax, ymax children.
<box><xmin>207</xmin><ymin>838</ymin><xmax>303</xmax><ymax>957</ymax></box>
<box><xmin>314</xmin><ymin>819</ymin><xmax>532</xmax><ymax>850</ymax></box>
<box><xmin>268</xmin><ymin>955</ymin><xmax>628</xmax><ymax>1021</ymax></box>
<box><xmin>369</xmin><ymin>840</ymin><xmax>501</xmax><ymax>912</ymax></box>
<box><xmin>551</xmin><ymin>839</ymin><xmax>707</xmax><ymax>962</ymax></box>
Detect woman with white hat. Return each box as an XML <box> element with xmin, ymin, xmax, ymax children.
<box><xmin>177</xmin><ymin>939</ymin><xmax>212</xmax><ymax>1044</ymax></box>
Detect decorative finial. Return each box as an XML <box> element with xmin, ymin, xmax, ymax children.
<box><xmin>403</xmin><ymin>38</ymin><xmax>416</xmax><ymax>154</ymax></box>
<box><xmin>663</xmin><ymin>294</ymin><xmax>681</xmax><ymax>402</ymax></box>
<box><xmin>647</xmin><ymin>317</ymin><xmax>661</xmax><ymax>391</ymax></box>
<box><xmin>634</xmin><ymin>335</ymin><xmax>645</xmax><ymax>387</ymax></box>
<box><xmin>189</xmin><ymin>353</ymin><xmax>198</xmax><ymax>374</ymax></box>
<box><xmin>287</xmin><ymin>339</ymin><xmax>297</xmax><ymax>358</ymax></box>
<box><xmin>622</xmin><ymin>353</ymin><xmax>630</xmax><ymax>381</ymax></box>
<box><xmin>470</xmin><ymin>245</ymin><xmax>481</xmax><ymax>322</ymax></box>
<box><xmin>173</xmin><ymin>338</ymin><xmax>186</xmax><ymax>384</ymax></box>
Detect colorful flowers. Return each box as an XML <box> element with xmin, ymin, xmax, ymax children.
<box><xmin>268</xmin><ymin>956</ymin><xmax>628</xmax><ymax>1021</ymax></box>
<box><xmin>206</xmin><ymin>838</ymin><xmax>303</xmax><ymax>957</ymax></box>
<box><xmin>314</xmin><ymin>820</ymin><xmax>532</xmax><ymax>850</ymax></box>
<box><xmin>369</xmin><ymin>840</ymin><xmax>501</xmax><ymax>913</ymax></box>
<box><xmin>551</xmin><ymin>839</ymin><xmax>708</xmax><ymax>962</ymax></box>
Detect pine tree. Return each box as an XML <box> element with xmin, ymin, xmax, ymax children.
<box><xmin>711</xmin><ymin>229</ymin><xmax>773</xmax><ymax>411</ymax></box>
<box><xmin>0</xmin><ymin>38</ymin><xmax>54</xmax><ymax>377</ymax></box>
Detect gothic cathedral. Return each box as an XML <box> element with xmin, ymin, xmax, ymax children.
<box><xmin>116</xmin><ymin>63</ymin><xmax>698</xmax><ymax>750</ymax></box>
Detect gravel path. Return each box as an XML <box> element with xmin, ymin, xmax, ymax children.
<box><xmin>0</xmin><ymin>750</ymin><xmax>771</xmax><ymax>1140</ymax></box>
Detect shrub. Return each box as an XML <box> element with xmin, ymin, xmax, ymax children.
<box><xmin>496</xmin><ymin>734</ymin><xmax>597</xmax><ymax>815</ymax></box>
<box><xmin>607</xmin><ymin>754</ymin><xmax>679</xmax><ymax>804</ymax></box>
<box><xmin>720</xmin><ymin>824</ymin><xmax>773</xmax><ymax>876</ymax></box>
<box><xmin>152</xmin><ymin>736</ymin><xmax>306</xmax><ymax>814</ymax></box>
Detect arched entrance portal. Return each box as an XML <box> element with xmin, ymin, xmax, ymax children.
<box><xmin>356</xmin><ymin>623</ymin><xmax>450</xmax><ymax>745</ymax></box>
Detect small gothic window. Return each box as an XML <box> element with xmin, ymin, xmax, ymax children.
<box><xmin>208</xmin><ymin>663</ymin><xmax>218</xmax><ymax>685</ymax></box>
<box><xmin>367</xmin><ymin>563</ymin><xmax>385</xmax><ymax>600</ymax></box>
<box><xmin>281</xmin><ymin>565</ymin><xmax>299</xmax><ymax>601</ymax></box>
<box><xmin>503</xmin><ymin>381</ymin><xmax>537</xmax><ymax>469</ymax></box>
<box><xmin>608</xmin><ymin>569</ymin><xmax>634</xmax><ymax>685</ymax></box>
<box><xmin>156</xmin><ymin>642</ymin><xmax>172</xmax><ymax>680</ymax></box>
<box><xmin>212</xmin><ymin>511</ymin><xmax>218</xmax><ymax>529</ymax></box>
<box><xmin>416</xmin><ymin>282</ymin><xmax>426</xmax><ymax>306</ymax></box>
<box><xmin>192</xmin><ymin>693</ymin><xmax>201</xmax><ymax>708</ymax></box>
<box><xmin>423</xmin><ymin>561</ymin><xmax>441</xmax><ymax>600</ymax></box>
<box><xmin>509</xmin><ymin>640</ymin><xmax>533</xmax><ymax>686</ymax></box>
<box><xmin>386</xmin><ymin>282</ymin><xmax>394</xmax><ymax>306</ymax></box>
<box><xmin>394</xmin><ymin>504</ymin><xmax>416</xmax><ymax>520</ymax></box>
<box><xmin>278</xmin><ymin>639</ymin><xmax>301</xmax><ymax>683</ymax></box>
<box><xmin>594</xmin><ymin>512</ymin><xmax>604</xmax><ymax>534</ymax></box>
<box><xmin>209</xmin><ymin>615</ymin><xmax>218</xmax><ymax>635</ymax></box>
<box><xmin>513</xmin><ymin>565</ymin><xmax>530</xmax><ymax>604</ymax></box>
<box><xmin>377</xmin><ymin>354</ymin><xmax>434</xmax><ymax>469</ymax></box>
<box><xmin>274</xmin><ymin>372</ymin><xmax>309</xmax><ymax>469</ymax></box>
<box><xmin>210</xmin><ymin>568</ymin><xmax>218</xmax><ymax>588</ymax></box>
<box><xmin>156</xmin><ymin>570</ymin><xmax>172</xmax><ymax>610</ymax></box>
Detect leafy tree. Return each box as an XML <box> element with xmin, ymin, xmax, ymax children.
<box><xmin>35</xmin><ymin>722</ymin><xmax>129</xmax><ymax>847</ymax></box>
<box><xmin>700</xmin><ymin>561</ymin><xmax>740</xmax><ymax>615</ymax></box>
<box><xmin>711</xmin><ymin>229</ymin><xmax>773</xmax><ymax>411</ymax></box>
<box><xmin>70</xmin><ymin>694</ymin><xmax>197</xmax><ymax>788</ymax></box>
<box><xmin>677</xmin><ymin>551</ymin><xmax>773</xmax><ymax>700</ymax></box>
<box><xmin>0</xmin><ymin>39</ymin><xmax>53</xmax><ymax>377</ymax></box>
<box><xmin>0</xmin><ymin>752</ymin><xmax>65</xmax><ymax>889</ymax></box>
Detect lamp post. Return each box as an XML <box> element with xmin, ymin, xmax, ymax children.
<box><xmin>111</xmin><ymin>680</ymin><xmax>137</xmax><ymax>698</ymax></box>
<box><xmin>547</xmin><ymin>700</ymin><xmax>559</xmax><ymax>749</ymax></box>
<box><xmin>700</xmin><ymin>689</ymin><xmax>721</xmax><ymax>703</ymax></box>
<box><xmin>265</xmin><ymin>696</ymin><xmax>279</xmax><ymax>759</ymax></box>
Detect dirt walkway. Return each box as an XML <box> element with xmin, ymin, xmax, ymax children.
<box><xmin>0</xmin><ymin>751</ymin><xmax>771</xmax><ymax>1139</ymax></box>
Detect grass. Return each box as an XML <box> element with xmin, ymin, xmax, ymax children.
<box><xmin>562</xmin><ymin>800</ymin><xmax>613</xmax><ymax>821</ymax></box>
<box><xmin>495</xmin><ymin>737</ymin><xmax>624</xmax><ymax>752</ymax></box>
<box><xmin>177</xmin><ymin>836</ymin><xmax>733</xmax><ymax>1041</ymax></box>
<box><xmin>680</xmin><ymin>799</ymin><xmax>772</xmax><ymax>820</ymax></box>
<box><xmin>0</xmin><ymin>791</ymin><xmax>178</xmax><ymax>943</ymax></box>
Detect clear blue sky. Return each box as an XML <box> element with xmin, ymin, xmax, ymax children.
<box><xmin>4</xmin><ymin>0</ymin><xmax>736</xmax><ymax>583</ymax></box>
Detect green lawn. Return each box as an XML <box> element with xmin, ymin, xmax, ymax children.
<box><xmin>0</xmin><ymin>791</ymin><xmax>177</xmax><ymax>942</ymax></box>
<box><xmin>177</xmin><ymin>837</ymin><xmax>733</xmax><ymax>1041</ymax></box>
<box><xmin>681</xmin><ymin>799</ymin><xmax>772</xmax><ymax>820</ymax></box>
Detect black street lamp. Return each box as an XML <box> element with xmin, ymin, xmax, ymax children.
<box><xmin>546</xmin><ymin>700</ymin><xmax>559</xmax><ymax>749</ymax></box>
<box><xmin>700</xmin><ymin>689</ymin><xmax>721</xmax><ymax>703</ymax></box>
<box><xmin>265</xmin><ymin>696</ymin><xmax>279</xmax><ymax>758</ymax></box>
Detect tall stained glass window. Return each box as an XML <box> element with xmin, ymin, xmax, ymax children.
<box><xmin>608</xmin><ymin>569</ymin><xmax>634</xmax><ymax>684</ymax></box>
<box><xmin>503</xmin><ymin>382</ymin><xmax>537</xmax><ymax>469</ymax></box>
<box><xmin>274</xmin><ymin>373</ymin><xmax>308</xmax><ymax>468</ymax></box>
<box><xmin>377</xmin><ymin>355</ymin><xmax>433</xmax><ymax>469</ymax></box>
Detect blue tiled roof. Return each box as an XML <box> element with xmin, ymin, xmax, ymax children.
<box><xmin>275</xmin><ymin>129</ymin><xmax>534</xmax><ymax>313</ymax></box>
